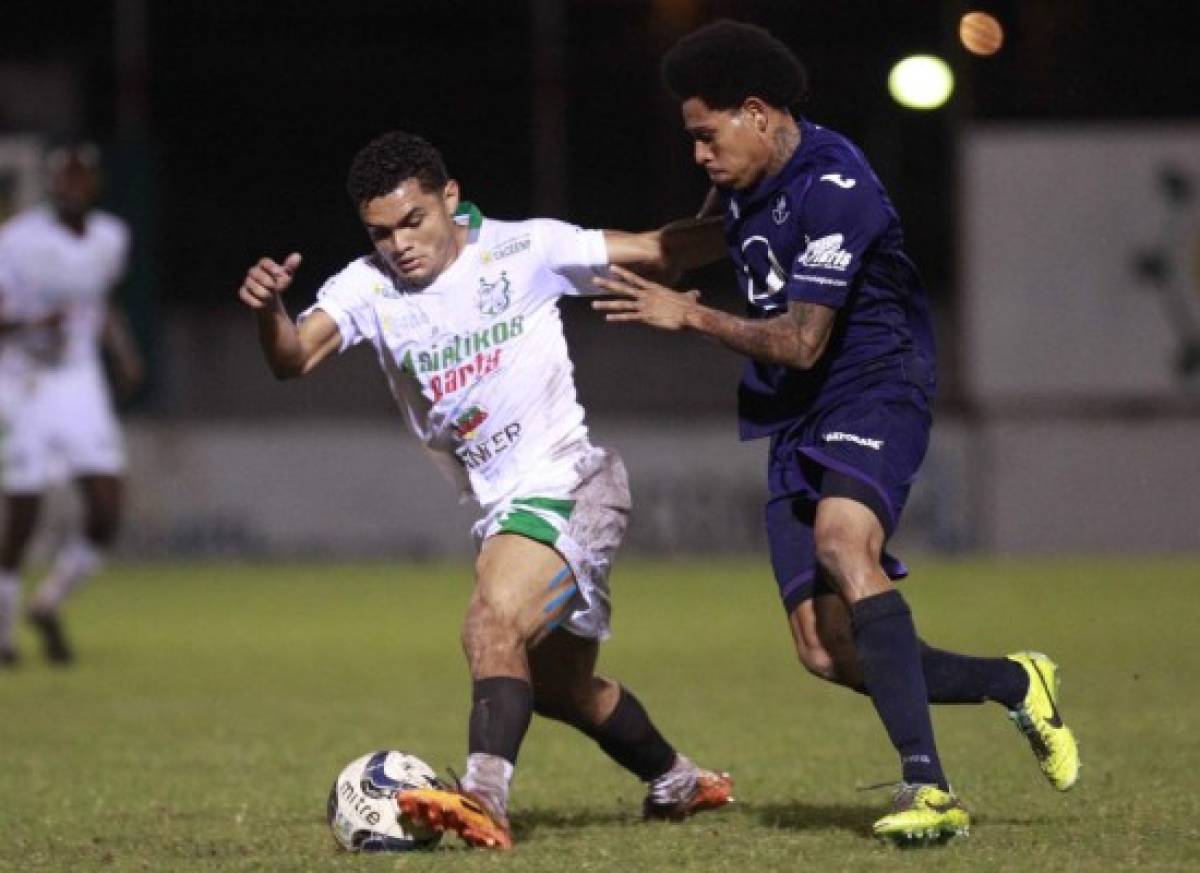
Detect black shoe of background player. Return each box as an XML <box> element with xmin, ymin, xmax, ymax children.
<box><xmin>27</xmin><ymin>609</ymin><xmax>75</xmax><ymax>665</ymax></box>
<box><xmin>0</xmin><ymin>648</ymin><xmax>19</xmax><ymax>668</ymax></box>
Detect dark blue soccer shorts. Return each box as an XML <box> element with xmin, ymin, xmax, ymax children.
<box><xmin>764</xmin><ymin>384</ymin><xmax>932</xmax><ymax>614</ymax></box>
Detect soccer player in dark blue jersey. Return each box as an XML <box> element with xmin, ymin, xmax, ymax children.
<box><xmin>594</xmin><ymin>20</ymin><xmax>1080</xmax><ymax>844</ymax></box>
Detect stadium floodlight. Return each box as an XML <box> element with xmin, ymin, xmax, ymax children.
<box><xmin>888</xmin><ymin>55</ymin><xmax>954</xmax><ymax>110</ymax></box>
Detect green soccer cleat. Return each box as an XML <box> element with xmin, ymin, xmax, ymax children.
<box><xmin>1007</xmin><ymin>651</ymin><xmax>1080</xmax><ymax>791</ymax></box>
<box><xmin>872</xmin><ymin>783</ymin><xmax>969</xmax><ymax>846</ymax></box>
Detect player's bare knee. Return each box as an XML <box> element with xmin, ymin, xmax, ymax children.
<box><xmin>797</xmin><ymin>640</ymin><xmax>861</xmax><ymax>686</ymax></box>
<box><xmin>814</xmin><ymin>531</ymin><xmax>880</xmax><ymax>603</ymax></box>
<box><xmin>462</xmin><ymin>596</ymin><xmax>524</xmax><ymax>672</ymax></box>
<box><xmin>813</xmin><ymin>524</ymin><xmax>857</xmax><ymax>583</ymax></box>
<box><xmin>795</xmin><ymin>641</ymin><xmax>839</xmax><ymax>682</ymax></box>
<box><xmin>793</xmin><ymin>627</ymin><xmax>853</xmax><ymax>684</ymax></box>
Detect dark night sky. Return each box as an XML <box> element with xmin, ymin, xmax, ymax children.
<box><xmin>3</xmin><ymin>0</ymin><xmax>1198</xmax><ymax>312</ymax></box>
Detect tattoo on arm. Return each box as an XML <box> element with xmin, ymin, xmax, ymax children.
<box><xmin>691</xmin><ymin>300</ymin><xmax>834</xmax><ymax>369</ymax></box>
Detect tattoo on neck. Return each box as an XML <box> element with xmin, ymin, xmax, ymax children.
<box><xmin>768</xmin><ymin>125</ymin><xmax>801</xmax><ymax>175</ymax></box>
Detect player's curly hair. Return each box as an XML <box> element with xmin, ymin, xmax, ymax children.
<box><xmin>346</xmin><ymin>131</ymin><xmax>449</xmax><ymax>206</ymax></box>
<box><xmin>661</xmin><ymin>20</ymin><xmax>808</xmax><ymax>112</ymax></box>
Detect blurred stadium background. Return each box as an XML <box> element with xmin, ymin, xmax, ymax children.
<box><xmin>4</xmin><ymin>2</ymin><xmax>1200</xmax><ymax>869</ymax></box>
<box><xmin>3</xmin><ymin>0</ymin><xmax>1198</xmax><ymax>564</ymax></box>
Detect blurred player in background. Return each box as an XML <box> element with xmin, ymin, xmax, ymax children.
<box><xmin>0</xmin><ymin>142</ymin><xmax>142</xmax><ymax>667</ymax></box>
<box><xmin>594</xmin><ymin>20</ymin><xmax>1080</xmax><ymax>844</ymax></box>
<box><xmin>238</xmin><ymin>131</ymin><xmax>731</xmax><ymax>849</ymax></box>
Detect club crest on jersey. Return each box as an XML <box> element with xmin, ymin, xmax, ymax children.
<box><xmin>772</xmin><ymin>193</ymin><xmax>791</xmax><ymax>225</ymax></box>
<box><xmin>452</xmin><ymin>404</ymin><xmax>489</xmax><ymax>440</ymax></box>
<box><xmin>798</xmin><ymin>233</ymin><xmax>853</xmax><ymax>271</ymax></box>
<box><xmin>477</xmin><ymin>272</ymin><xmax>511</xmax><ymax>316</ymax></box>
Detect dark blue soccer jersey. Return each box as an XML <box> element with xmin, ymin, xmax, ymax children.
<box><xmin>722</xmin><ymin>119</ymin><xmax>937</xmax><ymax>440</ymax></box>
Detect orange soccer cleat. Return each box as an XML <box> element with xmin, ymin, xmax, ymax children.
<box><xmin>396</xmin><ymin>787</ymin><xmax>514</xmax><ymax>850</ymax></box>
<box><xmin>643</xmin><ymin>769</ymin><xmax>735</xmax><ymax>821</ymax></box>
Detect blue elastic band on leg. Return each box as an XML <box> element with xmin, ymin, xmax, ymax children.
<box><xmin>547</xmin><ymin>566</ymin><xmax>572</xmax><ymax>589</ymax></box>
<box><xmin>543</xmin><ymin>583</ymin><xmax>578</xmax><ymax>615</ymax></box>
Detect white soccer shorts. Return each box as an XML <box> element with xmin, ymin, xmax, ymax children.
<box><xmin>473</xmin><ymin>446</ymin><xmax>631</xmax><ymax>641</ymax></box>
<box><xmin>1</xmin><ymin>364</ymin><xmax>125</xmax><ymax>494</ymax></box>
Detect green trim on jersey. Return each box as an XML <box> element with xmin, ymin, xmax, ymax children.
<box><xmin>511</xmin><ymin>497</ymin><xmax>575</xmax><ymax>521</ymax></box>
<box><xmin>454</xmin><ymin>201</ymin><xmax>484</xmax><ymax>230</ymax></box>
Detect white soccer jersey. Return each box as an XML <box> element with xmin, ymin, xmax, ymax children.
<box><xmin>303</xmin><ymin>208</ymin><xmax>609</xmax><ymax>509</ymax></box>
<box><xmin>0</xmin><ymin>205</ymin><xmax>129</xmax><ymax>374</ymax></box>
<box><xmin>0</xmin><ymin>205</ymin><xmax>130</xmax><ymax>491</ymax></box>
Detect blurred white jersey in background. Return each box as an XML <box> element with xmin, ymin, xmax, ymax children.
<box><xmin>0</xmin><ymin>204</ymin><xmax>129</xmax><ymax>491</ymax></box>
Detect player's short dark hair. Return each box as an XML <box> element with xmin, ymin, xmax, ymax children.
<box><xmin>661</xmin><ymin>20</ymin><xmax>808</xmax><ymax>112</ymax></box>
<box><xmin>346</xmin><ymin>131</ymin><xmax>449</xmax><ymax>206</ymax></box>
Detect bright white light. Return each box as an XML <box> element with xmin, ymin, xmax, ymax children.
<box><xmin>888</xmin><ymin>55</ymin><xmax>954</xmax><ymax>110</ymax></box>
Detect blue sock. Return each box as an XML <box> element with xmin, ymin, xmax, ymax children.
<box><xmin>851</xmin><ymin>590</ymin><xmax>948</xmax><ymax>790</ymax></box>
<box><xmin>920</xmin><ymin>643</ymin><xmax>1029</xmax><ymax>708</ymax></box>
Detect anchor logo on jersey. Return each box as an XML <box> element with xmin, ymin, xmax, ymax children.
<box><xmin>772</xmin><ymin>193</ymin><xmax>791</xmax><ymax>225</ymax></box>
<box><xmin>738</xmin><ymin>235</ymin><xmax>788</xmax><ymax>310</ymax></box>
<box><xmin>477</xmin><ymin>271</ymin><xmax>511</xmax><ymax>316</ymax></box>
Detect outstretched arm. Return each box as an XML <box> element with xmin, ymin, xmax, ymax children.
<box><xmin>238</xmin><ymin>252</ymin><xmax>342</xmax><ymax>379</ymax></box>
<box><xmin>593</xmin><ymin>265</ymin><xmax>836</xmax><ymax>370</ymax></box>
<box><xmin>601</xmin><ymin>215</ymin><xmax>726</xmax><ymax>279</ymax></box>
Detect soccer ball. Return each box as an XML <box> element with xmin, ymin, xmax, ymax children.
<box><xmin>326</xmin><ymin>750</ymin><xmax>445</xmax><ymax>852</ymax></box>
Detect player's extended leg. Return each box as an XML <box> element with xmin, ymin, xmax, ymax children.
<box><xmin>398</xmin><ymin>533</ymin><xmax>576</xmax><ymax>849</ymax></box>
<box><xmin>528</xmin><ymin>627</ymin><xmax>733</xmax><ymax>820</ymax></box>
<box><xmin>793</xmin><ymin>589</ymin><xmax>1027</xmax><ymax>705</ymax></box>
<box><xmin>0</xmin><ymin>494</ymin><xmax>42</xmax><ymax>666</ymax></box>
<box><xmin>790</xmin><ymin>584</ymin><xmax>1079</xmax><ymax>790</ymax></box>
<box><xmin>812</xmin><ymin>495</ymin><xmax>968</xmax><ymax>844</ymax></box>
<box><xmin>27</xmin><ymin>474</ymin><xmax>122</xmax><ymax>664</ymax></box>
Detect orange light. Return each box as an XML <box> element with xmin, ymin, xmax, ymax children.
<box><xmin>959</xmin><ymin>11</ymin><xmax>1004</xmax><ymax>57</ymax></box>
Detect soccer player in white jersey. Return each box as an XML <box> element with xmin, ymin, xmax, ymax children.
<box><xmin>0</xmin><ymin>143</ymin><xmax>143</xmax><ymax>666</ymax></box>
<box><xmin>238</xmin><ymin>131</ymin><xmax>730</xmax><ymax>849</ymax></box>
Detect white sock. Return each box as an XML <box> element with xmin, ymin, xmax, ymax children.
<box><xmin>30</xmin><ymin>538</ymin><xmax>104</xmax><ymax>613</ymax></box>
<box><xmin>648</xmin><ymin>753</ymin><xmax>700</xmax><ymax>805</ymax></box>
<box><xmin>461</xmin><ymin>752</ymin><xmax>514</xmax><ymax>820</ymax></box>
<box><xmin>0</xmin><ymin>572</ymin><xmax>20</xmax><ymax>651</ymax></box>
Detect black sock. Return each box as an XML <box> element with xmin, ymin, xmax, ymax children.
<box><xmin>469</xmin><ymin>677</ymin><xmax>533</xmax><ymax>764</ymax></box>
<box><xmin>562</xmin><ymin>687</ymin><xmax>677</xmax><ymax>781</ymax></box>
<box><xmin>851</xmin><ymin>591</ymin><xmax>947</xmax><ymax>790</ymax></box>
<box><xmin>920</xmin><ymin>642</ymin><xmax>1029</xmax><ymax>708</ymax></box>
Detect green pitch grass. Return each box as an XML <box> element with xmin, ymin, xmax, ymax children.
<box><xmin>2</xmin><ymin>557</ymin><xmax>1198</xmax><ymax>871</ymax></box>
